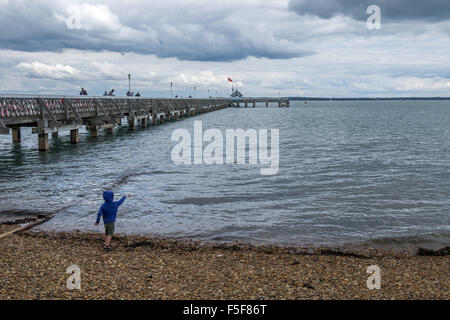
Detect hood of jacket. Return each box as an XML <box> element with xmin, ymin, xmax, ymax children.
<box><xmin>103</xmin><ymin>191</ymin><xmax>114</xmax><ymax>203</ymax></box>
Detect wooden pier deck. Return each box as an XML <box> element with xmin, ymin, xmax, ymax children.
<box><xmin>0</xmin><ymin>96</ymin><xmax>228</xmax><ymax>151</ymax></box>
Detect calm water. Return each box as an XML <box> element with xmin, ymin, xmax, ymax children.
<box><xmin>1</xmin><ymin>100</ymin><xmax>449</xmax><ymax>249</ymax></box>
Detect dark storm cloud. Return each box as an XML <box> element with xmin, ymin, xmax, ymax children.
<box><xmin>0</xmin><ymin>1</ymin><xmax>308</xmax><ymax>62</ymax></box>
<box><xmin>288</xmin><ymin>0</ymin><xmax>450</xmax><ymax>21</ymax></box>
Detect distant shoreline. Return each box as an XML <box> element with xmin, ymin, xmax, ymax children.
<box><xmin>289</xmin><ymin>97</ymin><xmax>450</xmax><ymax>101</ymax></box>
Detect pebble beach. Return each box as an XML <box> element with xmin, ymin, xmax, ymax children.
<box><xmin>0</xmin><ymin>223</ymin><xmax>448</xmax><ymax>300</ymax></box>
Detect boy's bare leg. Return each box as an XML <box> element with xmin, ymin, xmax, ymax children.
<box><xmin>105</xmin><ymin>236</ymin><xmax>112</xmax><ymax>247</ymax></box>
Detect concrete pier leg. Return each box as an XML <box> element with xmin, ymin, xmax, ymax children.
<box><xmin>174</xmin><ymin>113</ymin><xmax>179</xmax><ymax>120</ymax></box>
<box><xmin>153</xmin><ymin>116</ymin><xmax>157</xmax><ymax>125</ymax></box>
<box><xmin>70</xmin><ymin>129</ymin><xmax>80</xmax><ymax>144</ymax></box>
<box><xmin>179</xmin><ymin>112</ymin><xmax>183</xmax><ymax>119</ymax></box>
<box><xmin>12</xmin><ymin>127</ymin><xmax>21</xmax><ymax>143</ymax></box>
<box><xmin>91</xmin><ymin>128</ymin><xmax>99</xmax><ymax>138</ymax></box>
<box><xmin>141</xmin><ymin>118</ymin><xmax>147</xmax><ymax>128</ymax></box>
<box><xmin>38</xmin><ymin>133</ymin><xmax>49</xmax><ymax>151</ymax></box>
<box><xmin>128</xmin><ymin>118</ymin><xmax>136</xmax><ymax>131</ymax></box>
<box><xmin>159</xmin><ymin>115</ymin><xmax>164</xmax><ymax>124</ymax></box>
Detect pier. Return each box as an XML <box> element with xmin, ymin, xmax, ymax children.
<box><xmin>229</xmin><ymin>98</ymin><xmax>289</xmax><ymax>108</ymax></box>
<box><xmin>0</xmin><ymin>96</ymin><xmax>228</xmax><ymax>151</ymax></box>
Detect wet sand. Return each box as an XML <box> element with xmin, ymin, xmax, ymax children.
<box><xmin>0</xmin><ymin>223</ymin><xmax>448</xmax><ymax>300</ymax></box>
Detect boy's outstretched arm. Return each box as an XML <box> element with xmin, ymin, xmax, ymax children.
<box><xmin>95</xmin><ymin>206</ymin><xmax>103</xmax><ymax>225</ymax></box>
<box><xmin>117</xmin><ymin>196</ymin><xmax>127</xmax><ymax>207</ymax></box>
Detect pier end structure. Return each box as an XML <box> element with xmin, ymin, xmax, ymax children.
<box><xmin>229</xmin><ymin>98</ymin><xmax>290</xmax><ymax>108</ymax></box>
<box><xmin>0</xmin><ymin>96</ymin><xmax>229</xmax><ymax>152</ymax></box>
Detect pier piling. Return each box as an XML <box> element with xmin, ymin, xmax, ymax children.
<box><xmin>12</xmin><ymin>127</ymin><xmax>21</xmax><ymax>143</ymax></box>
<box><xmin>90</xmin><ymin>128</ymin><xmax>99</xmax><ymax>138</ymax></box>
<box><xmin>128</xmin><ymin>117</ymin><xmax>136</xmax><ymax>131</ymax></box>
<box><xmin>38</xmin><ymin>133</ymin><xmax>49</xmax><ymax>151</ymax></box>
<box><xmin>70</xmin><ymin>129</ymin><xmax>80</xmax><ymax>144</ymax></box>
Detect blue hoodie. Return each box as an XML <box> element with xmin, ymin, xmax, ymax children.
<box><xmin>96</xmin><ymin>191</ymin><xmax>126</xmax><ymax>224</ymax></box>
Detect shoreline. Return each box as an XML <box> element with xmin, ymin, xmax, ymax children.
<box><xmin>0</xmin><ymin>222</ymin><xmax>448</xmax><ymax>300</ymax></box>
<box><xmin>1</xmin><ymin>212</ymin><xmax>448</xmax><ymax>256</ymax></box>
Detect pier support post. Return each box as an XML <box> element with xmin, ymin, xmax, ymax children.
<box><xmin>70</xmin><ymin>129</ymin><xmax>80</xmax><ymax>144</ymax></box>
<box><xmin>38</xmin><ymin>133</ymin><xmax>49</xmax><ymax>151</ymax></box>
<box><xmin>153</xmin><ymin>115</ymin><xmax>157</xmax><ymax>125</ymax></box>
<box><xmin>174</xmin><ymin>113</ymin><xmax>179</xmax><ymax>120</ymax></box>
<box><xmin>12</xmin><ymin>127</ymin><xmax>21</xmax><ymax>143</ymax></box>
<box><xmin>106</xmin><ymin>127</ymin><xmax>114</xmax><ymax>134</ymax></box>
<box><xmin>128</xmin><ymin>117</ymin><xmax>136</xmax><ymax>131</ymax></box>
<box><xmin>91</xmin><ymin>128</ymin><xmax>99</xmax><ymax>138</ymax></box>
<box><xmin>159</xmin><ymin>115</ymin><xmax>164</xmax><ymax>124</ymax></box>
<box><xmin>266</xmin><ymin>101</ymin><xmax>268</xmax><ymax>108</ymax></box>
<box><xmin>141</xmin><ymin>118</ymin><xmax>147</xmax><ymax>128</ymax></box>
<box><xmin>52</xmin><ymin>132</ymin><xmax>59</xmax><ymax>138</ymax></box>
<box><xmin>167</xmin><ymin>113</ymin><xmax>172</xmax><ymax>122</ymax></box>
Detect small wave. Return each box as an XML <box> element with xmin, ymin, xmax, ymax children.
<box><xmin>104</xmin><ymin>168</ymin><xmax>185</xmax><ymax>191</ymax></box>
<box><xmin>357</xmin><ymin>232</ymin><xmax>450</xmax><ymax>251</ymax></box>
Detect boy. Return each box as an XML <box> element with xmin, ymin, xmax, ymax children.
<box><xmin>95</xmin><ymin>191</ymin><xmax>127</xmax><ymax>250</ymax></box>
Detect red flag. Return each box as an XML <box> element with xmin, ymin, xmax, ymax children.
<box><xmin>228</xmin><ymin>77</ymin><xmax>233</xmax><ymax>83</ymax></box>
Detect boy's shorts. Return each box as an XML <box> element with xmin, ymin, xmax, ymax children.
<box><xmin>104</xmin><ymin>222</ymin><xmax>115</xmax><ymax>236</ymax></box>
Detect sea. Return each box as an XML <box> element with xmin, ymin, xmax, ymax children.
<box><xmin>1</xmin><ymin>100</ymin><xmax>449</xmax><ymax>250</ymax></box>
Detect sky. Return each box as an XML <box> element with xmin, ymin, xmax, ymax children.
<box><xmin>0</xmin><ymin>0</ymin><xmax>449</xmax><ymax>97</ymax></box>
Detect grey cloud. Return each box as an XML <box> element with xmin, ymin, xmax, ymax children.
<box><xmin>0</xmin><ymin>1</ymin><xmax>309</xmax><ymax>62</ymax></box>
<box><xmin>288</xmin><ymin>0</ymin><xmax>450</xmax><ymax>22</ymax></box>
